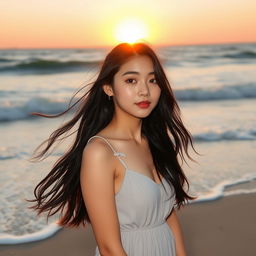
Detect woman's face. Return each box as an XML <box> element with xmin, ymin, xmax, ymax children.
<box><xmin>110</xmin><ymin>55</ymin><xmax>161</xmax><ymax>118</ymax></box>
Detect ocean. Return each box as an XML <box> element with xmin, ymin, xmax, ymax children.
<box><xmin>0</xmin><ymin>42</ymin><xmax>255</xmax><ymax>244</ymax></box>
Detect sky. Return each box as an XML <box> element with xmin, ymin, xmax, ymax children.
<box><xmin>0</xmin><ymin>0</ymin><xmax>255</xmax><ymax>49</ymax></box>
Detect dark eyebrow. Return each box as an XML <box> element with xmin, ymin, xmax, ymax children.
<box><xmin>121</xmin><ymin>71</ymin><xmax>155</xmax><ymax>76</ymax></box>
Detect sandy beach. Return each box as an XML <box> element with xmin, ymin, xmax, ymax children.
<box><xmin>0</xmin><ymin>192</ymin><xmax>255</xmax><ymax>256</ymax></box>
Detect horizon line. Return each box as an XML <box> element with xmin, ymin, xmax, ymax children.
<box><xmin>0</xmin><ymin>40</ymin><xmax>255</xmax><ymax>50</ymax></box>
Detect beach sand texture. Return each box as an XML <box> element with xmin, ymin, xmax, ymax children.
<box><xmin>0</xmin><ymin>192</ymin><xmax>255</xmax><ymax>256</ymax></box>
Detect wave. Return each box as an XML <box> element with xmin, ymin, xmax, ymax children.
<box><xmin>0</xmin><ymin>58</ymin><xmax>13</xmax><ymax>62</ymax></box>
<box><xmin>0</xmin><ymin>147</ymin><xmax>19</xmax><ymax>160</ymax></box>
<box><xmin>0</xmin><ymin>146</ymin><xmax>30</xmax><ymax>160</ymax></box>
<box><xmin>222</xmin><ymin>50</ymin><xmax>256</xmax><ymax>59</ymax></box>
<box><xmin>0</xmin><ymin>222</ymin><xmax>62</xmax><ymax>245</ymax></box>
<box><xmin>0</xmin><ymin>97</ymin><xmax>70</xmax><ymax>121</ymax></box>
<box><xmin>0</xmin><ymin>59</ymin><xmax>102</xmax><ymax>74</ymax></box>
<box><xmin>198</xmin><ymin>50</ymin><xmax>256</xmax><ymax>60</ymax></box>
<box><xmin>193</xmin><ymin>128</ymin><xmax>256</xmax><ymax>142</ymax></box>
<box><xmin>175</xmin><ymin>83</ymin><xmax>256</xmax><ymax>101</ymax></box>
<box><xmin>188</xmin><ymin>174</ymin><xmax>256</xmax><ymax>203</ymax></box>
<box><xmin>0</xmin><ymin>50</ymin><xmax>255</xmax><ymax>75</ymax></box>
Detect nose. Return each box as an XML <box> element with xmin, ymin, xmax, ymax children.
<box><xmin>138</xmin><ymin>80</ymin><xmax>150</xmax><ymax>96</ymax></box>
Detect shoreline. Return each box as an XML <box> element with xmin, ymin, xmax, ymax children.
<box><xmin>1</xmin><ymin>177</ymin><xmax>256</xmax><ymax>245</ymax></box>
<box><xmin>0</xmin><ymin>192</ymin><xmax>255</xmax><ymax>256</ymax></box>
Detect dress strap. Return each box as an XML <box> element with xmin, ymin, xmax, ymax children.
<box><xmin>86</xmin><ymin>135</ymin><xmax>128</xmax><ymax>169</ymax></box>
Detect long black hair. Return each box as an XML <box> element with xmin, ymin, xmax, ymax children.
<box><xmin>27</xmin><ymin>42</ymin><xmax>200</xmax><ymax>227</ymax></box>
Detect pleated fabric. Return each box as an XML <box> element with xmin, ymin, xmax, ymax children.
<box><xmin>87</xmin><ymin>135</ymin><xmax>176</xmax><ymax>256</ymax></box>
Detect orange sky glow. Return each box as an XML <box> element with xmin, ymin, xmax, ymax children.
<box><xmin>0</xmin><ymin>0</ymin><xmax>255</xmax><ymax>49</ymax></box>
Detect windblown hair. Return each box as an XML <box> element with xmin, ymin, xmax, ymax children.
<box><xmin>27</xmin><ymin>42</ymin><xmax>200</xmax><ymax>227</ymax></box>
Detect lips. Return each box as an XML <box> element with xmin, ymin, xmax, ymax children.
<box><xmin>137</xmin><ymin>101</ymin><xmax>150</xmax><ymax>104</ymax></box>
<box><xmin>135</xmin><ymin>101</ymin><xmax>151</xmax><ymax>108</ymax></box>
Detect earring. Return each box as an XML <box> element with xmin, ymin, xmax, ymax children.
<box><xmin>108</xmin><ymin>95</ymin><xmax>111</xmax><ymax>100</ymax></box>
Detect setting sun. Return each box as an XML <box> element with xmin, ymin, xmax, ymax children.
<box><xmin>114</xmin><ymin>18</ymin><xmax>149</xmax><ymax>44</ymax></box>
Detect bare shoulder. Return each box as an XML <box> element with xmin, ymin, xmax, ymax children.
<box><xmin>80</xmin><ymin>138</ymin><xmax>116</xmax><ymax>187</ymax></box>
<box><xmin>80</xmin><ymin>138</ymin><xmax>116</xmax><ymax>182</ymax></box>
<box><xmin>83</xmin><ymin>136</ymin><xmax>114</xmax><ymax>160</ymax></box>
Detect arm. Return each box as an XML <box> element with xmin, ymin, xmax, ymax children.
<box><xmin>166</xmin><ymin>208</ymin><xmax>187</xmax><ymax>256</ymax></box>
<box><xmin>80</xmin><ymin>140</ymin><xmax>127</xmax><ymax>256</ymax></box>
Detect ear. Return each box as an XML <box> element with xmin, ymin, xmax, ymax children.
<box><xmin>102</xmin><ymin>84</ymin><xmax>113</xmax><ymax>97</ymax></box>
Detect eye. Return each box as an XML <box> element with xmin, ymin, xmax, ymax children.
<box><xmin>150</xmin><ymin>78</ymin><xmax>158</xmax><ymax>84</ymax></box>
<box><xmin>125</xmin><ymin>78</ymin><xmax>136</xmax><ymax>84</ymax></box>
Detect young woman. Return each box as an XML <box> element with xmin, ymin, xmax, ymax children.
<box><xmin>28</xmin><ymin>42</ymin><xmax>199</xmax><ymax>256</ymax></box>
